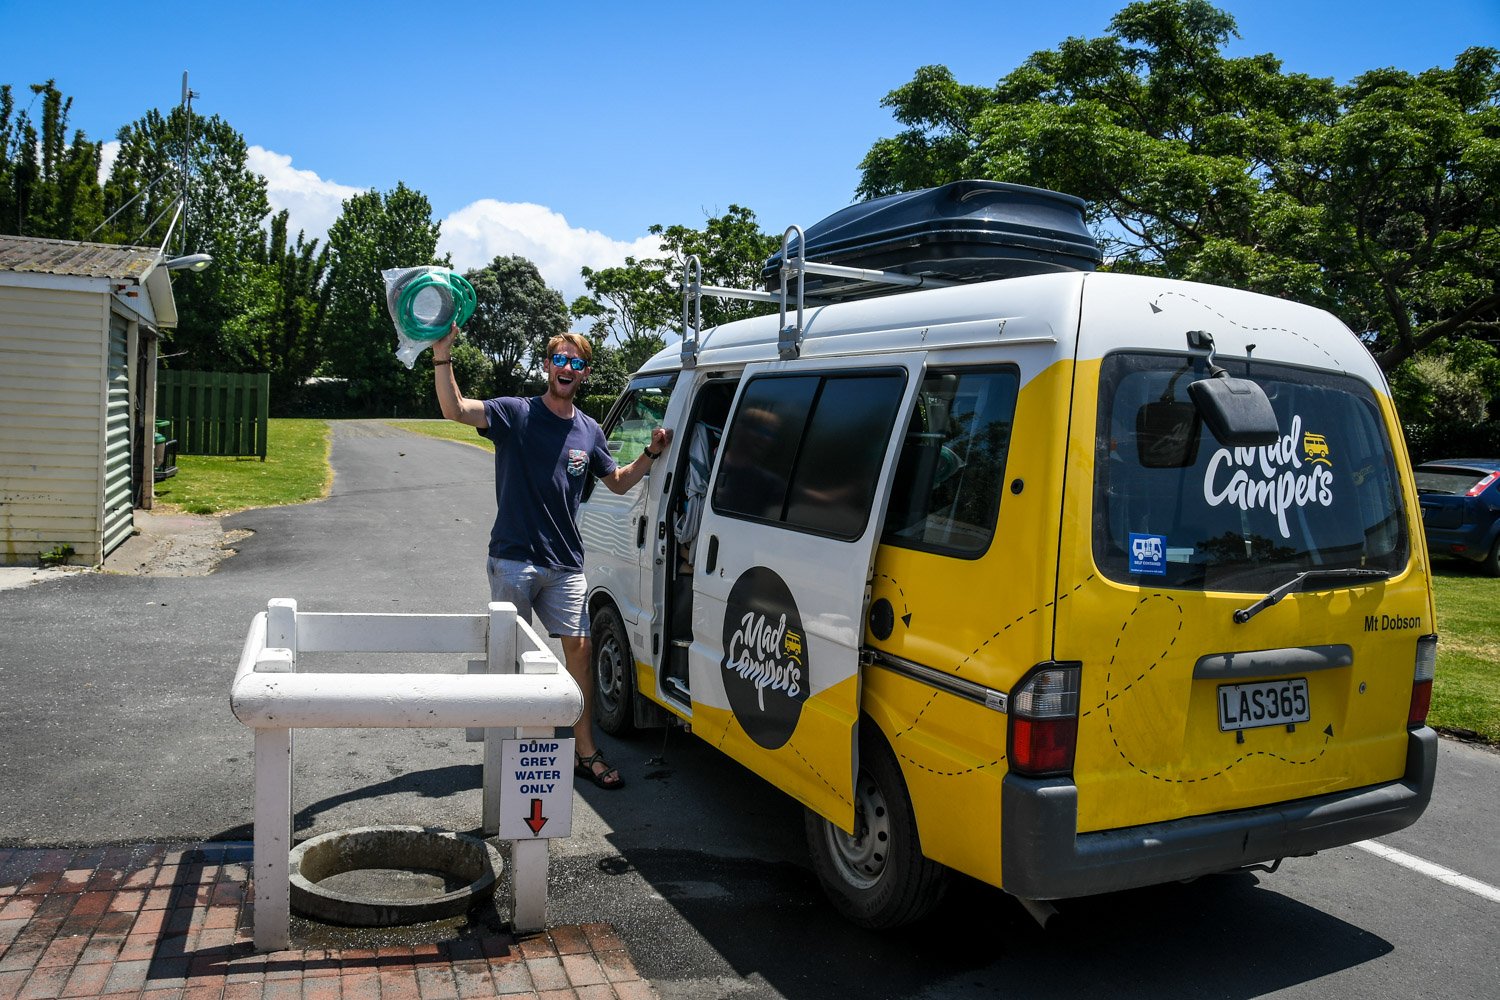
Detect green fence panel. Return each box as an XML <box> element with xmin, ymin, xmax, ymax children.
<box><xmin>157</xmin><ymin>370</ymin><xmax>269</xmax><ymax>459</ymax></box>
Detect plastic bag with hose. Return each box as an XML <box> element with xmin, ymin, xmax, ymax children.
<box><xmin>383</xmin><ymin>266</ymin><xmax>476</xmax><ymax>369</ymax></box>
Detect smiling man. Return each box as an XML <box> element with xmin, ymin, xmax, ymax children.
<box><xmin>432</xmin><ymin>324</ymin><xmax>671</xmax><ymax>789</ymax></box>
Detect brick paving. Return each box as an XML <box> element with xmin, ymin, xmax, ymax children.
<box><xmin>0</xmin><ymin>843</ymin><xmax>657</xmax><ymax>999</ymax></box>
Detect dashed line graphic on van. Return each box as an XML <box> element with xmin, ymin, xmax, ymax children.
<box><xmin>791</xmin><ymin>745</ymin><xmax>851</xmax><ymax>806</ymax></box>
<box><xmin>1079</xmin><ymin>593</ymin><xmax>1183</xmax><ymax>721</ymax></box>
<box><xmin>868</xmin><ymin>574</ymin><xmax>912</xmax><ymax>642</ymax></box>
<box><xmin>1147</xmin><ymin>290</ymin><xmax>1346</xmax><ymax>371</ymax></box>
<box><xmin>895</xmin><ymin>749</ymin><xmax>1006</xmax><ymax>778</ymax></box>
<box><xmin>893</xmin><ymin>576</ymin><xmax>1093</xmax><ymax>740</ymax></box>
<box><xmin>1092</xmin><ymin>594</ymin><xmax>1336</xmax><ymax>783</ymax></box>
<box><xmin>1106</xmin><ymin>717</ymin><xmax>1335</xmax><ymax>784</ymax></box>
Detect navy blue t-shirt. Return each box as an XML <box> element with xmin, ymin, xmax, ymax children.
<box><xmin>479</xmin><ymin>396</ymin><xmax>616</xmax><ymax>571</ymax></box>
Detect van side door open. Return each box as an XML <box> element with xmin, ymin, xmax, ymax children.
<box><xmin>687</xmin><ymin>352</ymin><xmax>927</xmax><ymax>831</ymax></box>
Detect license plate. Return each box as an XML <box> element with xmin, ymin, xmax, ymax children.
<box><xmin>1218</xmin><ymin>678</ymin><xmax>1311</xmax><ymax>732</ymax></box>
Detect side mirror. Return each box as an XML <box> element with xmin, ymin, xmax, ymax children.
<box><xmin>1135</xmin><ymin>400</ymin><xmax>1201</xmax><ymax>468</ymax></box>
<box><xmin>1188</xmin><ymin>374</ymin><xmax>1279</xmax><ymax>446</ymax></box>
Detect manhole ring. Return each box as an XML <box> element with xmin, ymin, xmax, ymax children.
<box><xmin>289</xmin><ymin>825</ymin><xmax>502</xmax><ymax>926</ymax></box>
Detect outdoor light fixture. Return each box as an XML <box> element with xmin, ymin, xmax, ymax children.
<box><xmin>164</xmin><ymin>253</ymin><xmax>213</xmax><ymax>272</ymax></box>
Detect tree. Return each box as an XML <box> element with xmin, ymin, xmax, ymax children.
<box><xmin>569</xmin><ymin>205</ymin><xmax>780</xmax><ymax>374</ymax></box>
<box><xmin>320</xmin><ymin>183</ymin><xmax>445</xmax><ymax>415</ymax></box>
<box><xmin>580</xmin><ymin>342</ymin><xmax>630</xmax><ymax>399</ymax></box>
<box><xmin>462</xmin><ymin>255</ymin><xmax>569</xmax><ymax>397</ymax></box>
<box><xmin>231</xmin><ymin>211</ymin><xmax>329</xmax><ymax>412</ymax></box>
<box><xmin>571</xmin><ymin>257</ymin><xmax>674</xmax><ymax>366</ymax></box>
<box><xmin>856</xmin><ymin>1</ymin><xmax>1500</xmax><ymax>378</ymax></box>
<box><xmin>654</xmin><ymin>205</ymin><xmax>780</xmax><ymax>331</ymax></box>
<box><xmin>0</xmin><ymin>80</ymin><xmax>104</xmax><ymax>240</ymax></box>
<box><xmin>103</xmin><ymin>105</ymin><xmax>273</xmax><ymax>372</ymax></box>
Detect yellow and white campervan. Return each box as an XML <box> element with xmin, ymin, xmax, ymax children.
<box><xmin>578</xmin><ymin>181</ymin><xmax>1436</xmax><ymax>927</ymax></box>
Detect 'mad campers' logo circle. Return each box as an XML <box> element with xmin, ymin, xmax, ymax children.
<box><xmin>721</xmin><ymin>566</ymin><xmax>807</xmax><ymax>750</ymax></box>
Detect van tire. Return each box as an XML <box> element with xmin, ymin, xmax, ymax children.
<box><xmin>591</xmin><ymin>604</ymin><xmax>634</xmax><ymax>735</ymax></box>
<box><xmin>804</xmin><ymin>731</ymin><xmax>950</xmax><ymax>928</ymax></box>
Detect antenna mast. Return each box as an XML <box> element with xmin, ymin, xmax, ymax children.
<box><xmin>179</xmin><ymin>72</ymin><xmax>198</xmax><ymax>255</ymax></box>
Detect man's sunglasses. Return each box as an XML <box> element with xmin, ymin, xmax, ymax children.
<box><xmin>550</xmin><ymin>354</ymin><xmax>587</xmax><ymax>372</ymax></box>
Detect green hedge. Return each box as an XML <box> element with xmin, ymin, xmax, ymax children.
<box><xmin>580</xmin><ymin>394</ymin><xmax>618</xmax><ymax>422</ymax></box>
<box><xmin>1404</xmin><ymin>421</ymin><xmax>1500</xmax><ymax>465</ymax></box>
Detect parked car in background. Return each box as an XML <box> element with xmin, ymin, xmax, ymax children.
<box><xmin>1415</xmin><ymin>459</ymin><xmax>1500</xmax><ymax>576</ymax></box>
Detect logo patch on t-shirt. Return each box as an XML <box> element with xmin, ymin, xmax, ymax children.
<box><xmin>567</xmin><ymin>449</ymin><xmax>588</xmax><ymax>477</ymax></box>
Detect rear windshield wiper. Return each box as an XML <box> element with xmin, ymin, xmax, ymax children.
<box><xmin>1233</xmin><ymin>568</ymin><xmax>1392</xmax><ymax>624</ymax></box>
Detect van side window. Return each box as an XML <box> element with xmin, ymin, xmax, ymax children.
<box><xmin>584</xmin><ymin>372</ymin><xmax>676</xmax><ymax>502</ymax></box>
<box><xmin>712</xmin><ymin>371</ymin><xmax>907</xmax><ymax>539</ymax></box>
<box><xmin>601</xmin><ymin>373</ymin><xmax>677</xmax><ymax>461</ymax></box>
<box><xmin>883</xmin><ymin>367</ymin><xmax>1020</xmax><ymax>557</ymax></box>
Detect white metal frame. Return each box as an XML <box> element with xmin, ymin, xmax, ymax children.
<box><xmin>679</xmin><ymin>225</ymin><xmax>958</xmax><ymax>367</ymax></box>
<box><xmin>230</xmin><ymin>598</ymin><xmax>583</xmax><ymax>951</ymax></box>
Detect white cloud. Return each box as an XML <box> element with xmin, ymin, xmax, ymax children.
<box><xmin>242</xmin><ymin>147</ymin><xmax>663</xmax><ymax>322</ymax></box>
<box><xmin>247</xmin><ymin>146</ymin><xmax>363</xmax><ymax>246</ymax></box>
<box><xmin>98</xmin><ymin>141</ymin><xmax>119</xmax><ymax>185</ymax></box>
<box><xmin>439</xmin><ymin>200</ymin><xmax>662</xmax><ymax>308</ymax></box>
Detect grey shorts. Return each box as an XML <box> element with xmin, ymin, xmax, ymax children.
<box><xmin>487</xmin><ymin>558</ymin><xmax>590</xmax><ymax>638</ymax></box>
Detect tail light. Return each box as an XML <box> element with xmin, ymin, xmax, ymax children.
<box><xmin>1009</xmin><ymin>662</ymin><xmax>1081</xmax><ymax>777</ymax></box>
<box><xmin>1409</xmin><ymin>634</ymin><xmax>1437</xmax><ymax>727</ymax></box>
<box><xmin>1465</xmin><ymin>472</ymin><xmax>1499</xmax><ymax>497</ymax></box>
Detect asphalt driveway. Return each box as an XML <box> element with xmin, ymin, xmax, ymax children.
<box><xmin>0</xmin><ymin>419</ymin><xmax>508</xmax><ymax>844</ymax></box>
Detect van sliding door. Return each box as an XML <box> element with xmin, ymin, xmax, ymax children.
<box><xmin>688</xmin><ymin>352</ymin><xmax>927</xmax><ymax>831</ymax></box>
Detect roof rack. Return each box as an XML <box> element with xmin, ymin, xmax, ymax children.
<box><xmin>680</xmin><ymin>225</ymin><xmax>957</xmax><ymax>368</ymax></box>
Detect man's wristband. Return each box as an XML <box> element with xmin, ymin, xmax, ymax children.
<box><xmin>433</xmin><ymin>358</ymin><xmax>451</xmax><ymax>366</ymax></box>
<box><xmin>643</xmin><ymin>448</ymin><xmax>661</xmax><ymax>461</ymax></box>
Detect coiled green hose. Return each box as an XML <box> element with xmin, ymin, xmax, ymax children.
<box><xmin>396</xmin><ymin>270</ymin><xmax>476</xmax><ymax>341</ymax></box>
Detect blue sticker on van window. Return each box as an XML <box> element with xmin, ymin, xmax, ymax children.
<box><xmin>1129</xmin><ymin>533</ymin><xmax>1168</xmax><ymax>576</ymax></box>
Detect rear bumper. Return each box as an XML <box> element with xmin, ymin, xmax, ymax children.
<box><xmin>1000</xmin><ymin>727</ymin><xmax>1437</xmax><ymax>900</ymax></box>
<box><xmin>1423</xmin><ymin>523</ymin><xmax>1497</xmax><ymax>561</ymax></box>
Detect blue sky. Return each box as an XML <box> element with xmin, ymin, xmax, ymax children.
<box><xmin>3</xmin><ymin>0</ymin><xmax>1496</xmax><ymax>305</ymax></box>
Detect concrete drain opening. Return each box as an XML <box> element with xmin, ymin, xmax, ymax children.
<box><xmin>290</xmin><ymin>826</ymin><xmax>502</xmax><ymax>927</ymax></box>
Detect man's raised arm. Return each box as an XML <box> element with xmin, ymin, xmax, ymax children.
<box><xmin>432</xmin><ymin>325</ymin><xmax>487</xmax><ymax>427</ymax></box>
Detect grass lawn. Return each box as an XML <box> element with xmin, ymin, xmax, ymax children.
<box><xmin>1429</xmin><ymin>565</ymin><xmax>1500</xmax><ymax>744</ymax></box>
<box><xmin>383</xmin><ymin>419</ymin><xmax>494</xmax><ymax>451</ymax></box>
<box><xmin>152</xmin><ymin>418</ymin><xmax>333</xmax><ymax>515</ymax></box>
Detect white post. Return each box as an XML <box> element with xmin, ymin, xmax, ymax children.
<box><xmin>483</xmin><ymin>602</ymin><xmax>518</xmax><ymax>836</ymax></box>
<box><xmin>253</xmin><ymin>598</ymin><xmax>297</xmax><ymax>952</ymax></box>
<box><xmin>512</xmin><ymin>647</ymin><xmax>559</xmax><ymax>931</ymax></box>
<box><xmin>516</xmin><ymin>644</ymin><xmax>564</xmax><ymax>935</ymax></box>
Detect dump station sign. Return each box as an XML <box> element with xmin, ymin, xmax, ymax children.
<box><xmin>498</xmin><ymin>738</ymin><xmax>575</xmax><ymax>840</ymax></box>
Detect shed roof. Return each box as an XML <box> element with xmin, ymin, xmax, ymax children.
<box><xmin>0</xmin><ymin>234</ymin><xmax>161</xmax><ymax>280</ymax></box>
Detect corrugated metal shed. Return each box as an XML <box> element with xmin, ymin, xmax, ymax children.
<box><xmin>0</xmin><ymin>235</ymin><xmax>177</xmax><ymax>567</ymax></box>
<box><xmin>0</xmin><ymin>235</ymin><xmax>161</xmax><ymax>280</ymax></box>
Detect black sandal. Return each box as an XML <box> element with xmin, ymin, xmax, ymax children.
<box><xmin>575</xmin><ymin>750</ymin><xmax>625</xmax><ymax>790</ymax></box>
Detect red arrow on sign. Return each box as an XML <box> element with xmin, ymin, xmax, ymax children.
<box><xmin>524</xmin><ymin>798</ymin><xmax>548</xmax><ymax>836</ymax></box>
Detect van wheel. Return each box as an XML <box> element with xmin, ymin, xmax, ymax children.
<box><xmin>804</xmin><ymin>733</ymin><xmax>950</xmax><ymax>928</ymax></box>
<box><xmin>591</xmin><ymin>604</ymin><xmax>634</xmax><ymax>735</ymax></box>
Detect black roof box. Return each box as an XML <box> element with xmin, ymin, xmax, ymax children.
<box><xmin>762</xmin><ymin>179</ymin><xmax>1101</xmax><ymax>301</ymax></box>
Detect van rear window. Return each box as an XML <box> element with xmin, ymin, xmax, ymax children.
<box><xmin>1093</xmin><ymin>353</ymin><xmax>1409</xmax><ymax>592</ymax></box>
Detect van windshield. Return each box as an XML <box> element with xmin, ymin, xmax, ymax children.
<box><xmin>1093</xmin><ymin>353</ymin><xmax>1409</xmax><ymax>592</ymax></box>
